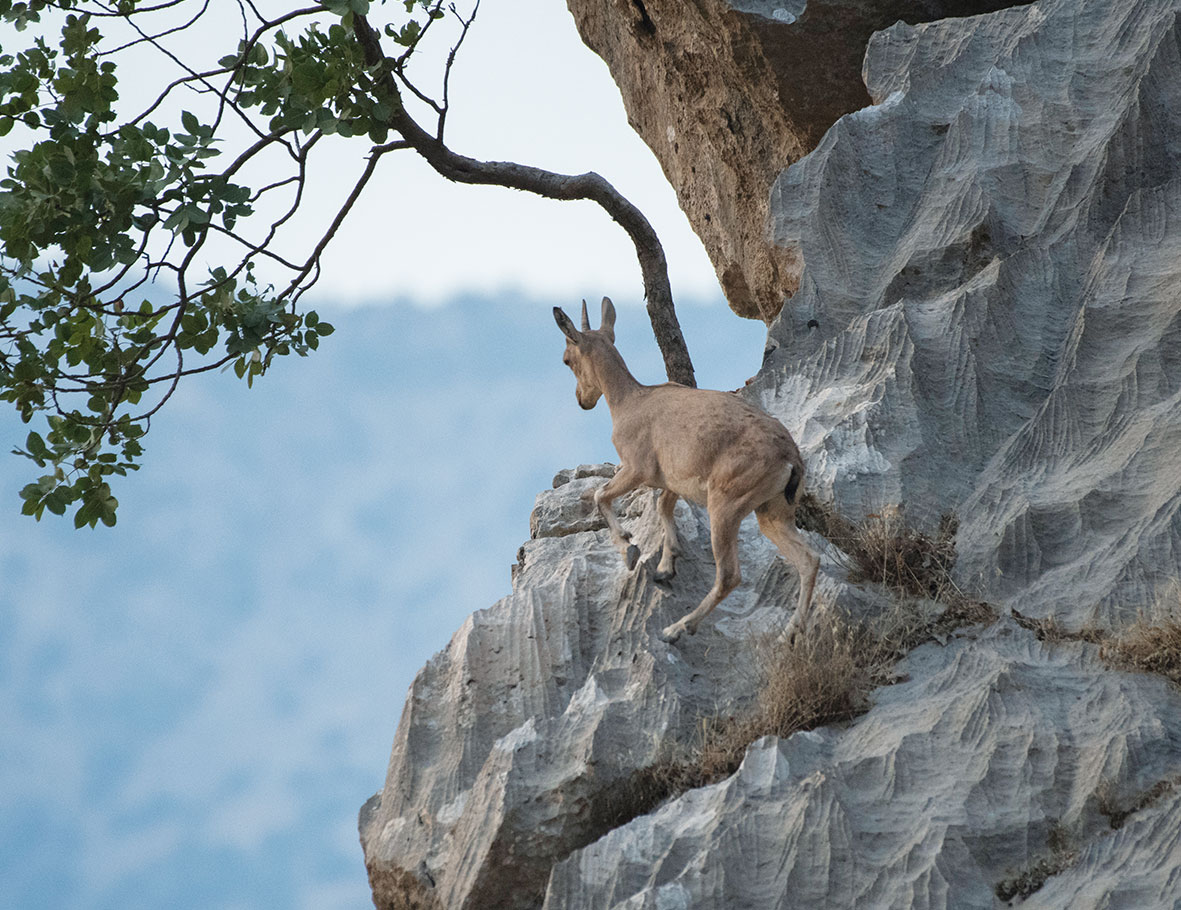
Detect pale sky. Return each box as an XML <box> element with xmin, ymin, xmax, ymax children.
<box><xmin>0</xmin><ymin>4</ymin><xmax>746</xmax><ymax>909</ymax></box>
<box><xmin>313</xmin><ymin>0</ymin><xmax>720</xmax><ymax>304</ymax></box>
<box><xmin>2</xmin><ymin>0</ymin><xmax>720</xmax><ymax>307</ymax></box>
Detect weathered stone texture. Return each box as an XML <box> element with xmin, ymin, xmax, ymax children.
<box><xmin>543</xmin><ymin>622</ymin><xmax>1181</xmax><ymax>910</ymax></box>
<box><xmin>361</xmin><ymin>477</ymin><xmax>826</xmax><ymax>910</ymax></box>
<box><xmin>755</xmin><ymin>0</ymin><xmax>1181</xmax><ymax>626</ymax></box>
<box><xmin>363</xmin><ymin>1</ymin><xmax>1181</xmax><ymax>907</ymax></box>
<box><xmin>566</xmin><ymin>0</ymin><xmax>1021</xmax><ymax>321</ymax></box>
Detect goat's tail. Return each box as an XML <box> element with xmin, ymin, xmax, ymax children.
<box><xmin>784</xmin><ymin>462</ymin><xmax>803</xmax><ymax>505</ymax></box>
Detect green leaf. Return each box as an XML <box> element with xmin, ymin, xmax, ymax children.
<box><xmin>74</xmin><ymin>500</ymin><xmax>94</xmax><ymax>529</ymax></box>
<box><xmin>25</xmin><ymin>430</ymin><xmax>48</xmax><ymax>458</ymax></box>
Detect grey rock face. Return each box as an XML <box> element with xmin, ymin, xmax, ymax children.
<box><xmin>565</xmin><ymin>0</ymin><xmax>1020</xmax><ymax>322</ymax></box>
<box><xmin>361</xmin><ymin>477</ymin><xmax>825</xmax><ymax>910</ymax></box>
<box><xmin>363</xmin><ymin>1</ymin><xmax>1181</xmax><ymax>907</ymax></box>
<box><xmin>543</xmin><ymin>622</ymin><xmax>1181</xmax><ymax>910</ymax></box>
<box><xmin>529</xmin><ymin>465</ymin><xmax>618</xmax><ymax>541</ymax></box>
<box><xmin>756</xmin><ymin>0</ymin><xmax>1181</xmax><ymax>626</ymax></box>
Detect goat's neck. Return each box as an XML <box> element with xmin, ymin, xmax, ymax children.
<box><xmin>594</xmin><ymin>345</ymin><xmax>643</xmax><ymax>413</ymax></box>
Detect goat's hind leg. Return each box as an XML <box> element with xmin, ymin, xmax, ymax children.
<box><xmin>594</xmin><ymin>466</ymin><xmax>643</xmax><ymax>570</ymax></box>
<box><xmin>756</xmin><ymin>498</ymin><xmax>820</xmax><ymax>640</ymax></box>
<box><xmin>653</xmin><ymin>488</ymin><xmax>681</xmax><ymax>584</ymax></box>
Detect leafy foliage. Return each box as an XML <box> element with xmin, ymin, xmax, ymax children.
<box><xmin>0</xmin><ymin>0</ymin><xmax>455</xmax><ymax>525</ymax></box>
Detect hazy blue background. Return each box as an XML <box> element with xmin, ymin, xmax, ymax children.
<box><xmin>0</xmin><ymin>0</ymin><xmax>767</xmax><ymax>904</ymax></box>
<box><xmin>0</xmin><ymin>295</ymin><xmax>766</xmax><ymax>909</ymax></box>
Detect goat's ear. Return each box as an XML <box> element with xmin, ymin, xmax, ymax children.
<box><xmin>553</xmin><ymin>307</ymin><xmax>582</xmax><ymax>344</ymax></box>
<box><xmin>600</xmin><ymin>296</ymin><xmax>616</xmax><ymax>342</ymax></box>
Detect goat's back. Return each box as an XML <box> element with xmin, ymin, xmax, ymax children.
<box><xmin>611</xmin><ymin>384</ymin><xmax>802</xmax><ymax>506</ymax></box>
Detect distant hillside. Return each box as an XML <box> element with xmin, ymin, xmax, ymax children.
<box><xmin>0</xmin><ymin>294</ymin><xmax>760</xmax><ymax>910</ymax></box>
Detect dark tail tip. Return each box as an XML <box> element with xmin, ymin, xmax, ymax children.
<box><xmin>784</xmin><ymin>465</ymin><xmax>802</xmax><ymax>504</ymax></box>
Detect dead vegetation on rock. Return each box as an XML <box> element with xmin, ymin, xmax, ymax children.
<box><xmin>644</xmin><ymin>590</ymin><xmax>996</xmax><ymax>803</ymax></box>
<box><xmin>636</xmin><ymin>499</ymin><xmax>999</xmax><ymax>800</ymax></box>
<box><xmin>1103</xmin><ymin>618</ymin><xmax>1181</xmax><ymax>688</ymax></box>
<box><xmin>1013</xmin><ymin>596</ymin><xmax>1181</xmax><ymax>690</ymax></box>
<box><xmin>995</xmin><ymin>824</ymin><xmax>1078</xmax><ymax>902</ymax></box>
<box><xmin>799</xmin><ymin>493</ymin><xmax>967</xmax><ymax>602</ymax></box>
<box><xmin>1097</xmin><ymin>776</ymin><xmax>1181</xmax><ymax>830</ymax></box>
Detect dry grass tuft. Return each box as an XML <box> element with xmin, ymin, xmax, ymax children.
<box><xmin>933</xmin><ymin>596</ymin><xmax>1000</xmax><ymax>635</ymax></box>
<box><xmin>994</xmin><ymin>824</ymin><xmax>1077</xmax><ymax>902</ymax></box>
<box><xmin>703</xmin><ymin>620</ymin><xmax>897</xmax><ymax>779</ymax></box>
<box><xmin>1096</xmin><ymin>776</ymin><xmax>1181</xmax><ymax>830</ymax></box>
<box><xmin>654</xmin><ymin>619</ymin><xmax>892</xmax><ymax>792</ymax></box>
<box><xmin>1102</xmin><ymin>619</ymin><xmax>1181</xmax><ymax>688</ymax></box>
<box><xmin>843</xmin><ymin>508</ymin><xmax>960</xmax><ymax>600</ymax></box>
<box><xmin>795</xmin><ymin>490</ymin><xmax>859</xmax><ymax>544</ymax></box>
<box><xmin>1013</xmin><ymin>597</ymin><xmax>1181</xmax><ymax>690</ymax></box>
<box><xmin>797</xmin><ymin>494</ymin><xmax>965</xmax><ymax>604</ymax></box>
<box><xmin>651</xmin><ymin>604</ymin><xmax>963</xmax><ymax>797</ymax></box>
<box><xmin>799</xmin><ymin>494</ymin><xmax>998</xmax><ymax>639</ymax></box>
<box><xmin>1011</xmin><ymin>610</ymin><xmax>1106</xmax><ymax>645</ymax></box>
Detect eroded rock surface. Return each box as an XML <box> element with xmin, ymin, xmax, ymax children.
<box><xmin>566</xmin><ymin>0</ymin><xmax>1021</xmax><ymax>321</ymax></box>
<box><xmin>754</xmin><ymin>0</ymin><xmax>1181</xmax><ymax>626</ymax></box>
<box><xmin>363</xmin><ymin>0</ymin><xmax>1181</xmax><ymax>907</ymax></box>
<box><xmin>544</xmin><ymin>621</ymin><xmax>1181</xmax><ymax>910</ymax></box>
<box><xmin>361</xmin><ymin>476</ymin><xmax>828</xmax><ymax>910</ymax></box>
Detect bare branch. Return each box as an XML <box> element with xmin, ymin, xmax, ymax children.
<box><xmin>281</xmin><ymin>144</ymin><xmax>389</xmax><ymax>301</ymax></box>
<box><xmin>120</xmin><ymin>5</ymin><xmax>322</xmax><ymax>138</ymax></box>
<box><xmin>394</xmin><ymin>0</ymin><xmax>447</xmax><ymax>69</ymax></box>
<box><xmin>351</xmin><ymin>12</ymin><xmax>695</xmax><ymax>387</ymax></box>
<box><xmin>96</xmin><ymin>0</ymin><xmax>212</xmax><ymax>58</ymax></box>
<box><xmin>69</xmin><ymin>0</ymin><xmax>190</xmax><ymax>18</ymax></box>
<box><xmin>438</xmin><ymin>0</ymin><xmax>480</xmax><ymax>141</ymax></box>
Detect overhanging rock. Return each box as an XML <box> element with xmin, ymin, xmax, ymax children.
<box><xmin>566</xmin><ymin>0</ymin><xmax>1025</xmax><ymax>321</ymax></box>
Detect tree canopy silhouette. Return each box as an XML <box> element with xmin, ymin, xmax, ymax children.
<box><xmin>0</xmin><ymin>0</ymin><xmax>694</xmax><ymax>526</ymax></box>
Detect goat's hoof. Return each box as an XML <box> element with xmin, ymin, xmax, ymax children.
<box><xmin>658</xmin><ymin>623</ymin><xmax>685</xmax><ymax>644</ymax></box>
<box><xmin>653</xmin><ymin>559</ymin><xmax>677</xmax><ymax>584</ymax></box>
<box><xmin>625</xmin><ymin>544</ymin><xmax>640</xmax><ymax>571</ymax></box>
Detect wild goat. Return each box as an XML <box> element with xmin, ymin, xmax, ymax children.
<box><xmin>554</xmin><ymin>297</ymin><xmax>819</xmax><ymax>644</ymax></box>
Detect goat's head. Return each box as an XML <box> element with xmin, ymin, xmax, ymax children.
<box><xmin>553</xmin><ymin>297</ymin><xmax>617</xmax><ymax>410</ymax></box>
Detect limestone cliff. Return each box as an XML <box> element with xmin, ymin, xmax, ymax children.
<box><xmin>361</xmin><ymin>1</ymin><xmax>1181</xmax><ymax>907</ymax></box>
<box><xmin>566</xmin><ymin>0</ymin><xmax>1021</xmax><ymax>321</ymax></box>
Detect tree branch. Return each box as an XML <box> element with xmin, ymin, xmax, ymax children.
<box><xmin>352</xmin><ymin>12</ymin><xmax>695</xmax><ymax>387</ymax></box>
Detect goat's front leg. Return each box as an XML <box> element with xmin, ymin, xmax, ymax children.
<box><xmin>660</xmin><ymin>508</ymin><xmax>743</xmax><ymax>644</ymax></box>
<box><xmin>594</xmin><ymin>466</ymin><xmax>643</xmax><ymax>570</ymax></box>
<box><xmin>653</xmin><ymin>488</ymin><xmax>681</xmax><ymax>583</ymax></box>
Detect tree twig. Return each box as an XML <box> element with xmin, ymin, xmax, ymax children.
<box><xmin>352</xmin><ymin>11</ymin><xmax>695</xmax><ymax>387</ymax></box>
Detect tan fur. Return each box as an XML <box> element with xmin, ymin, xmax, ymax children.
<box><xmin>555</xmin><ymin>298</ymin><xmax>820</xmax><ymax>644</ymax></box>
